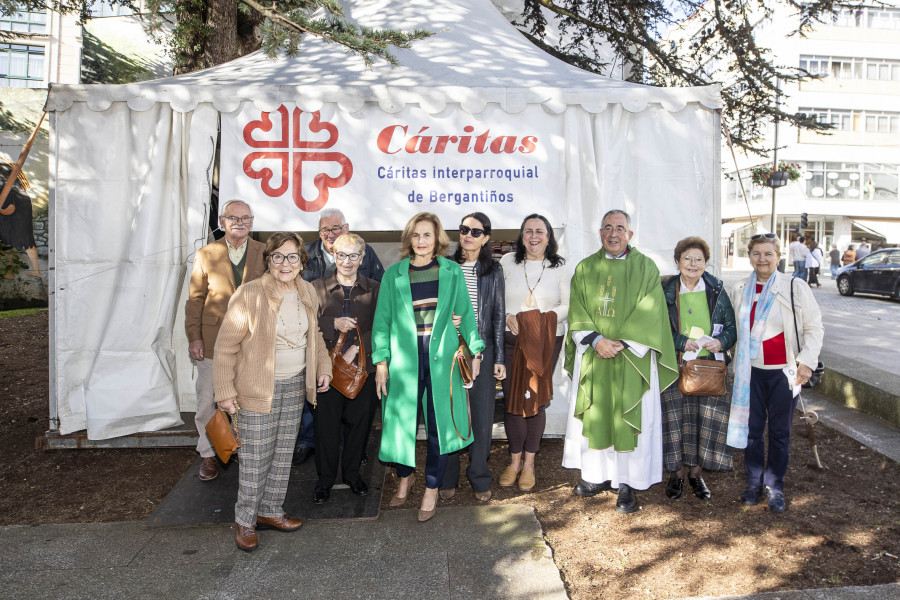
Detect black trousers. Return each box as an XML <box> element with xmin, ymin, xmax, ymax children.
<box><xmin>313</xmin><ymin>377</ymin><xmax>375</xmax><ymax>489</ymax></box>
<box><xmin>441</xmin><ymin>344</ymin><xmax>496</xmax><ymax>493</ymax></box>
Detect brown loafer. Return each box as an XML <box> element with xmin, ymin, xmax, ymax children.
<box><xmin>518</xmin><ymin>468</ymin><xmax>536</xmax><ymax>492</ymax></box>
<box><xmin>498</xmin><ymin>465</ymin><xmax>520</xmax><ymax>487</ymax></box>
<box><xmin>235</xmin><ymin>523</ymin><xmax>258</xmax><ymax>551</ymax></box>
<box><xmin>256</xmin><ymin>514</ymin><xmax>303</xmax><ymax>532</ymax></box>
<box><xmin>198</xmin><ymin>457</ymin><xmax>218</xmax><ymax>481</ymax></box>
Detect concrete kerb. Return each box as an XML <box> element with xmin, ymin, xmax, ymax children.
<box><xmin>816</xmin><ymin>350</ymin><xmax>900</xmax><ymax>429</ymax></box>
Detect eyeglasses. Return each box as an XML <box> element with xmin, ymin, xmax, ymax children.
<box><xmin>750</xmin><ymin>233</ymin><xmax>777</xmax><ymax>240</ymax></box>
<box><xmin>319</xmin><ymin>225</ymin><xmax>346</xmax><ymax>237</ymax></box>
<box><xmin>680</xmin><ymin>256</ymin><xmax>706</xmax><ymax>265</ymax></box>
<box><xmin>270</xmin><ymin>253</ymin><xmax>301</xmax><ymax>265</ymax></box>
<box><xmin>222</xmin><ymin>215</ymin><xmax>254</xmax><ymax>225</ymax></box>
<box><xmin>335</xmin><ymin>252</ymin><xmax>361</xmax><ymax>263</ymax></box>
<box><xmin>459</xmin><ymin>225</ymin><xmax>485</xmax><ymax>238</ymax></box>
<box><xmin>602</xmin><ymin>225</ymin><xmax>628</xmax><ymax>235</ymax></box>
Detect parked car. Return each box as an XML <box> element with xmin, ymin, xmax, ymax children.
<box><xmin>836</xmin><ymin>249</ymin><xmax>900</xmax><ymax>299</ymax></box>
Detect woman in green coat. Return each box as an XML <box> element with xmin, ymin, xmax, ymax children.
<box><xmin>373</xmin><ymin>212</ymin><xmax>485</xmax><ymax>522</ymax></box>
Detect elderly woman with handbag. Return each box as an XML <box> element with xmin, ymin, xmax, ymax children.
<box><xmin>727</xmin><ymin>233</ymin><xmax>824</xmax><ymax>513</ymax></box>
<box><xmin>661</xmin><ymin>237</ymin><xmax>737</xmax><ymax>502</ymax></box>
<box><xmin>310</xmin><ymin>233</ymin><xmax>380</xmax><ymax>504</ymax></box>
<box><xmin>373</xmin><ymin>212</ymin><xmax>485</xmax><ymax>523</ymax></box>
<box><xmin>214</xmin><ymin>231</ymin><xmax>332</xmax><ymax>552</ymax></box>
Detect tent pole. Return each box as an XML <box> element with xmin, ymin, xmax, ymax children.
<box><xmin>47</xmin><ymin>110</ymin><xmax>59</xmax><ymax>432</ymax></box>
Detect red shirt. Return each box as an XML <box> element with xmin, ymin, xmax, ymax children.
<box><xmin>750</xmin><ymin>283</ymin><xmax>787</xmax><ymax>365</ymax></box>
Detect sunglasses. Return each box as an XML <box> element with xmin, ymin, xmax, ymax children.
<box><xmin>750</xmin><ymin>233</ymin><xmax>777</xmax><ymax>240</ymax></box>
<box><xmin>459</xmin><ymin>225</ymin><xmax>485</xmax><ymax>238</ymax></box>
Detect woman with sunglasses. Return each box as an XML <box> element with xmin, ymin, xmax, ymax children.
<box><xmin>438</xmin><ymin>213</ymin><xmax>506</xmax><ymax>503</ymax></box>
<box><xmin>214</xmin><ymin>232</ymin><xmax>333</xmax><ymax>551</ymax></box>
<box><xmin>727</xmin><ymin>233</ymin><xmax>823</xmax><ymax>513</ymax></box>
<box><xmin>498</xmin><ymin>214</ymin><xmax>572</xmax><ymax>491</ymax></box>
<box><xmin>661</xmin><ymin>237</ymin><xmax>736</xmax><ymax>502</ymax></box>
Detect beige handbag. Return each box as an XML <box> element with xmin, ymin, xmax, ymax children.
<box><xmin>675</xmin><ymin>283</ymin><xmax>727</xmax><ymax>397</ymax></box>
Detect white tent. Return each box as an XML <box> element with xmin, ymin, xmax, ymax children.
<box><xmin>46</xmin><ymin>0</ymin><xmax>721</xmax><ymax>440</ymax></box>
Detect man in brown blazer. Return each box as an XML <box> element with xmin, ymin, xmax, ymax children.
<box><xmin>185</xmin><ymin>199</ymin><xmax>266</xmax><ymax>480</ymax></box>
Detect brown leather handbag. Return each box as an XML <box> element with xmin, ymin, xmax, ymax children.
<box><xmin>455</xmin><ymin>332</ymin><xmax>474</xmax><ymax>389</ymax></box>
<box><xmin>675</xmin><ymin>282</ymin><xmax>727</xmax><ymax>397</ymax></box>
<box><xmin>205</xmin><ymin>408</ymin><xmax>241</xmax><ymax>463</ymax></box>
<box><xmin>679</xmin><ymin>359</ymin><xmax>727</xmax><ymax>396</ymax></box>
<box><xmin>329</xmin><ymin>325</ymin><xmax>368</xmax><ymax>399</ymax></box>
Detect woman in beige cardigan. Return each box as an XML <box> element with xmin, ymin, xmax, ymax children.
<box><xmin>214</xmin><ymin>231</ymin><xmax>332</xmax><ymax>552</ymax></box>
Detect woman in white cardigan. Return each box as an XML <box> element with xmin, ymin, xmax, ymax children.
<box><xmin>498</xmin><ymin>214</ymin><xmax>573</xmax><ymax>491</ymax></box>
<box><xmin>727</xmin><ymin>233</ymin><xmax>823</xmax><ymax>514</ymax></box>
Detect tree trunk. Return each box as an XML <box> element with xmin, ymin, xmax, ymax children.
<box><xmin>174</xmin><ymin>0</ymin><xmax>263</xmax><ymax>74</ymax></box>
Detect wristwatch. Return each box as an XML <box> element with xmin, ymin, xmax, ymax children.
<box><xmin>473</xmin><ymin>353</ymin><xmax>484</xmax><ymax>360</ymax></box>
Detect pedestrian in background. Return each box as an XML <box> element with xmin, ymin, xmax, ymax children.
<box><xmin>829</xmin><ymin>244</ymin><xmax>840</xmax><ymax>279</ymax></box>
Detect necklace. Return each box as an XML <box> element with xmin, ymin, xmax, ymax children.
<box><xmin>524</xmin><ymin>259</ymin><xmax>546</xmax><ymax>308</ymax></box>
<box><xmin>682</xmin><ymin>291</ymin><xmax>704</xmax><ymax>316</ymax></box>
<box><xmin>277</xmin><ymin>288</ymin><xmax>304</xmax><ymax>348</ymax></box>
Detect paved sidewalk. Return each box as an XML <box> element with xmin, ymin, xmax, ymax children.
<box><xmin>0</xmin><ymin>505</ymin><xmax>567</xmax><ymax>600</ymax></box>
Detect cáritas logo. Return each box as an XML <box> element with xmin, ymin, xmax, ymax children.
<box><xmin>242</xmin><ymin>106</ymin><xmax>352</xmax><ymax>213</ymax></box>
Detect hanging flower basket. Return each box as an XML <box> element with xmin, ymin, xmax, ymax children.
<box><xmin>750</xmin><ymin>162</ymin><xmax>802</xmax><ymax>188</ymax></box>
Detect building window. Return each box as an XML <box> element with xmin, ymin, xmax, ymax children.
<box><xmin>805</xmin><ymin>162</ymin><xmax>899</xmax><ymax>201</ymax></box>
<box><xmin>0</xmin><ymin>44</ymin><xmax>44</xmax><ymax>88</ymax></box>
<box><xmin>800</xmin><ymin>107</ymin><xmax>900</xmax><ymax>133</ymax></box>
<box><xmin>0</xmin><ymin>9</ymin><xmax>46</xmax><ymax>33</ymax></box>
<box><xmin>801</xmin><ymin>55</ymin><xmax>900</xmax><ymax>81</ymax></box>
<box><xmin>834</xmin><ymin>7</ymin><xmax>900</xmax><ymax>29</ymax></box>
<box><xmin>89</xmin><ymin>0</ymin><xmax>134</xmax><ymax>17</ymax></box>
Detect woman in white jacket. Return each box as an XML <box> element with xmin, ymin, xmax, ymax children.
<box><xmin>726</xmin><ymin>233</ymin><xmax>824</xmax><ymax>513</ymax></box>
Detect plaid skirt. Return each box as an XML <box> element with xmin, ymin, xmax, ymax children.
<box><xmin>660</xmin><ymin>383</ymin><xmax>733</xmax><ymax>472</ymax></box>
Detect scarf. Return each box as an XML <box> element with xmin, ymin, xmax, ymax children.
<box><xmin>726</xmin><ymin>272</ymin><xmax>777</xmax><ymax>449</ymax></box>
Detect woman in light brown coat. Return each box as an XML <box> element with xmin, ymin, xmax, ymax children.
<box><xmin>214</xmin><ymin>231</ymin><xmax>332</xmax><ymax>552</ymax></box>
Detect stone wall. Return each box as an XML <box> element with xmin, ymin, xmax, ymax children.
<box><xmin>0</xmin><ymin>216</ymin><xmax>48</xmax><ymax>309</ymax></box>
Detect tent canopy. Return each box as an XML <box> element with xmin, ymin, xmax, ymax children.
<box><xmin>47</xmin><ymin>0</ymin><xmax>720</xmax><ymax>116</ymax></box>
<box><xmin>46</xmin><ymin>0</ymin><xmax>722</xmax><ymax>440</ymax></box>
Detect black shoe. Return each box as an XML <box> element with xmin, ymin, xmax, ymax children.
<box><xmin>741</xmin><ymin>485</ymin><xmax>763</xmax><ymax>506</ymax></box>
<box><xmin>689</xmin><ymin>476</ymin><xmax>711</xmax><ymax>501</ymax></box>
<box><xmin>313</xmin><ymin>486</ymin><xmax>330</xmax><ymax>504</ymax></box>
<box><xmin>345</xmin><ymin>479</ymin><xmax>370</xmax><ymax>497</ymax></box>
<box><xmin>615</xmin><ymin>484</ymin><xmax>639</xmax><ymax>514</ymax></box>
<box><xmin>665</xmin><ymin>474</ymin><xmax>684</xmax><ymax>500</ymax></box>
<box><xmin>292</xmin><ymin>446</ymin><xmax>315</xmax><ymax>467</ymax></box>
<box><xmin>573</xmin><ymin>479</ymin><xmax>612</xmax><ymax>497</ymax></box>
<box><xmin>360</xmin><ymin>451</ymin><xmax>368</xmax><ymax>467</ymax></box>
<box><xmin>766</xmin><ymin>488</ymin><xmax>786</xmax><ymax>513</ymax></box>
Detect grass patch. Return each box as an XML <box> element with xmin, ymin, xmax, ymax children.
<box><xmin>0</xmin><ymin>307</ymin><xmax>46</xmax><ymax>319</ymax></box>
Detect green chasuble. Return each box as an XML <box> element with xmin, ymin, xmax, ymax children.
<box><xmin>564</xmin><ymin>248</ymin><xmax>678</xmax><ymax>452</ymax></box>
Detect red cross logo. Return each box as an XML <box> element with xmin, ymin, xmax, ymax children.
<box><xmin>242</xmin><ymin>106</ymin><xmax>353</xmax><ymax>213</ymax></box>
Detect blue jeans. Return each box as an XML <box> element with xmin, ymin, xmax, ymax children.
<box><xmin>830</xmin><ymin>265</ymin><xmax>838</xmax><ymax>279</ymax></box>
<box><xmin>296</xmin><ymin>399</ymin><xmax>315</xmax><ymax>449</ymax></box>
<box><xmin>792</xmin><ymin>259</ymin><xmax>806</xmax><ymax>280</ymax></box>
<box><xmin>746</xmin><ymin>368</ymin><xmax>797</xmax><ymax>492</ymax></box>
<box><xmin>396</xmin><ymin>358</ymin><xmax>447</xmax><ymax>489</ymax></box>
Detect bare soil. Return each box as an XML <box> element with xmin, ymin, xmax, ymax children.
<box><xmin>3</xmin><ymin>311</ymin><xmax>900</xmax><ymax>598</ymax></box>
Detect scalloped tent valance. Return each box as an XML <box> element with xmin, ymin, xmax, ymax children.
<box><xmin>45</xmin><ymin>0</ymin><xmax>721</xmax><ymax>115</ymax></box>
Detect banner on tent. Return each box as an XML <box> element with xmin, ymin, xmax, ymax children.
<box><xmin>219</xmin><ymin>103</ymin><xmax>562</xmax><ymax>231</ymax></box>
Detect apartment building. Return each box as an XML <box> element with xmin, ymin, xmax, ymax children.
<box><xmin>718</xmin><ymin>3</ymin><xmax>900</xmax><ymax>265</ymax></box>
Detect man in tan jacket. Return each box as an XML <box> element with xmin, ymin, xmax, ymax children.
<box><xmin>185</xmin><ymin>199</ymin><xmax>266</xmax><ymax>480</ymax></box>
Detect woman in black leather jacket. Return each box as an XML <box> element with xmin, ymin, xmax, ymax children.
<box><xmin>439</xmin><ymin>212</ymin><xmax>506</xmax><ymax>502</ymax></box>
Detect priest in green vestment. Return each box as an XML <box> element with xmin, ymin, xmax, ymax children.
<box><xmin>562</xmin><ymin>210</ymin><xmax>678</xmax><ymax>514</ymax></box>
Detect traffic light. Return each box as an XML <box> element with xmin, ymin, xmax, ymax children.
<box><xmin>800</xmin><ymin>212</ymin><xmax>808</xmax><ymax>229</ymax></box>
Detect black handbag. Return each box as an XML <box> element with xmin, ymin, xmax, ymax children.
<box><xmin>790</xmin><ymin>278</ymin><xmax>825</xmax><ymax>388</ymax></box>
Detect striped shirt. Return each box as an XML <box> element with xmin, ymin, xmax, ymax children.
<box><xmin>461</xmin><ymin>261</ymin><xmax>479</xmax><ymax>320</ymax></box>
<box><xmin>410</xmin><ymin>260</ymin><xmax>440</xmax><ymax>355</ymax></box>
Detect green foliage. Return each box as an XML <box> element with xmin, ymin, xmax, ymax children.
<box><xmin>751</xmin><ymin>161</ymin><xmax>802</xmax><ymax>186</ymax></box>
<box><xmin>518</xmin><ymin>0</ymin><xmax>853</xmax><ymax>155</ymax></box>
<box><xmin>0</xmin><ymin>306</ymin><xmax>45</xmax><ymax>319</ymax></box>
<box><xmin>0</xmin><ymin>245</ymin><xmax>28</xmax><ymax>279</ymax></box>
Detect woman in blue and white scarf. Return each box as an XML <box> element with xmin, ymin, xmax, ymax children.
<box><xmin>726</xmin><ymin>234</ymin><xmax>824</xmax><ymax>514</ymax></box>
